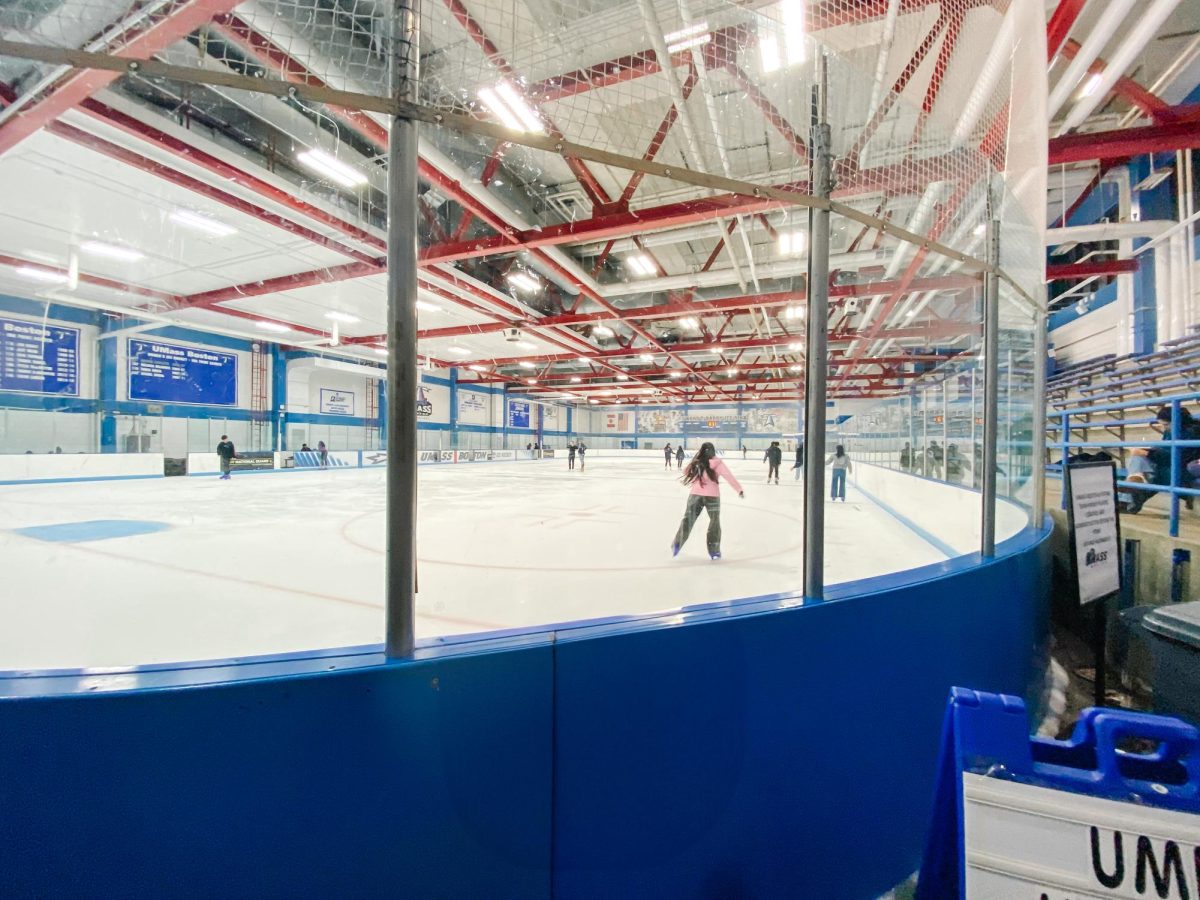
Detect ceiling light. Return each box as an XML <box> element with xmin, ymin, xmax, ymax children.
<box><xmin>670</xmin><ymin>371</ymin><xmax>683</xmax><ymax>378</ymax></box>
<box><xmin>416</xmin><ymin>300</ymin><xmax>441</xmax><ymax>312</ymax></box>
<box><xmin>1050</xmin><ymin>241</ymin><xmax>1078</xmax><ymax>257</ymax></box>
<box><xmin>627</xmin><ymin>253</ymin><xmax>657</xmax><ymax>277</ymax></box>
<box><xmin>778</xmin><ymin>231</ymin><xmax>805</xmax><ymax>255</ymax></box>
<box><xmin>617</xmin><ymin>374</ymin><xmax>629</xmax><ymax>381</ymax></box>
<box><xmin>448</xmin><ymin>346</ymin><xmax>472</xmax><ymax>355</ymax></box>
<box><xmin>588</xmin><ymin>398</ymin><xmax>598</xmax><ymax>404</ymax></box>
<box><xmin>520</xmin><ymin>361</ymin><xmax>537</xmax><ymax>369</ymax></box>
<box><xmin>788</xmin><ymin>341</ymin><xmax>802</xmax><ymax>351</ymax></box>
<box><xmin>15</xmin><ymin>266</ymin><xmax>68</xmax><ymax>285</ymax></box>
<box><xmin>973</xmin><ymin>223</ymin><xmax>987</xmax><ymax>237</ymax></box>
<box><xmin>570</xmin><ymin>376</ymin><xmax>582</xmax><ymax>383</ymax></box>
<box><xmin>665</xmin><ymin>22</ymin><xmax>711</xmax><ymax>53</ymax></box>
<box><xmin>905</xmin><ymin>309</ymin><xmax>916</xmax><ymax>318</ymax></box>
<box><xmin>639</xmin><ymin>353</ymin><xmax>654</xmax><ymax>361</ymax></box>
<box><xmin>374</xmin><ymin>348</ymin><xmax>389</xmax><ymax>357</ymax></box>
<box><xmin>783</xmin><ymin>305</ymin><xmax>804</xmax><ymax>320</ymax></box>
<box><xmin>677</xmin><ymin>317</ymin><xmax>699</xmax><ymax>330</ymax></box>
<box><xmin>1079</xmin><ymin>73</ymin><xmax>1103</xmax><ymax>98</ymax></box>
<box><xmin>526</xmin><ymin>378</ymin><xmax>538</xmax><ymax>385</ymax></box>
<box><xmin>789</xmin><ymin>364</ymin><xmax>803</xmax><ymax>372</ymax></box>
<box><xmin>727</xmin><ymin>368</ymin><xmax>739</xmax><ymax>377</ymax></box>
<box><xmin>255</xmin><ymin>321</ymin><xmax>292</xmax><ymax>333</ymax></box>
<box><xmin>469</xmin><ymin>364</ymin><xmax>486</xmax><ymax>372</ymax></box>
<box><xmin>759</xmin><ymin>33</ymin><xmax>781</xmax><ymax>73</ymax></box>
<box><xmin>781</xmin><ymin>0</ymin><xmax>806</xmax><ymax>66</ymax></box>
<box><xmin>593</xmin><ymin>325</ymin><xmax>615</xmax><ymax>338</ymax></box>
<box><xmin>478</xmin><ymin>82</ymin><xmax>544</xmax><ymax>133</ymax></box>
<box><xmin>578</xmin><ymin>356</ymin><xmax>593</xmax><ymax>363</ymax></box>
<box><xmin>169</xmin><ymin>209</ymin><xmax>237</xmax><ymax>237</ymax></box>
<box><xmin>80</xmin><ymin>240</ymin><xmax>143</xmax><ymax>262</ymax></box>
<box><xmin>507</xmin><ymin>271</ymin><xmax>540</xmax><ymax>293</ymax></box>
<box><xmin>297</xmin><ymin>148</ymin><xmax>368</xmax><ymax>188</ymax></box>
<box><xmin>324</xmin><ymin>311</ymin><xmax>360</xmax><ymax>324</ymax></box>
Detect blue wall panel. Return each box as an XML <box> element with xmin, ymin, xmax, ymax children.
<box><xmin>0</xmin><ymin>530</ymin><xmax>1049</xmax><ymax>899</ymax></box>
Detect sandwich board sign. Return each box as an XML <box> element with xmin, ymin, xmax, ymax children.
<box><xmin>916</xmin><ymin>688</ymin><xmax>1200</xmax><ymax>900</ymax></box>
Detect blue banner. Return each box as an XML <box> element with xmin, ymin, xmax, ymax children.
<box><xmin>128</xmin><ymin>339</ymin><xmax>237</xmax><ymax>406</ymax></box>
<box><xmin>508</xmin><ymin>399</ymin><xmax>530</xmax><ymax>429</ymax></box>
<box><xmin>0</xmin><ymin>317</ymin><xmax>79</xmax><ymax>396</ymax></box>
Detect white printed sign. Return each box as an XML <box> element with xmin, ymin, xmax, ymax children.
<box><xmin>457</xmin><ymin>390</ymin><xmax>489</xmax><ymax>426</ymax></box>
<box><xmin>319</xmin><ymin>389</ymin><xmax>355</xmax><ymax>416</ymax></box>
<box><xmin>963</xmin><ymin>773</ymin><xmax>1200</xmax><ymax>899</ymax></box>
<box><xmin>1067</xmin><ymin>463</ymin><xmax>1121</xmax><ymax>605</ymax></box>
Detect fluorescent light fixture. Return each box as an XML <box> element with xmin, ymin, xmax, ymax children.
<box><xmin>759</xmin><ymin>34</ymin><xmax>781</xmax><ymax>73</ymax></box>
<box><xmin>778</xmin><ymin>231</ymin><xmax>805</xmax><ymax>255</ymax></box>
<box><xmin>469</xmin><ymin>364</ymin><xmax>486</xmax><ymax>372</ymax></box>
<box><xmin>616</xmin><ymin>374</ymin><xmax>629</xmax><ymax>381</ymax></box>
<box><xmin>507</xmin><ymin>271</ymin><xmax>540</xmax><ymax>293</ymax></box>
<box><xmin>297</xmin><ymin>148</ymin><xmax>368</xmax><ymax>188</ymax></box>
<box><xmin>519</xmin><ymin>361</ymin><xmax>537</xmax><ymax>369</ymax></box>
<box><xmin>415</xmin><ymin>300</ymin><xmax>441</xmax><ymax>312</ymax></box>
<box><xmin>578</xmin><ymin>356</ymin><xmax>593</xmax><ymax>363</ymax></box>
<box><xmin>1080</xmin><ymin>73</ymin><xmax>1103</xmax><ymax>98</ymax></box>
<box><xmin>448</xmin><ymin>346</ymin><xmax>472</xmax><ymax>355</ymax></box>
<box><xmin>593</xmin><ymin>325</ymin><xmax>615</xmax><ymax>338</ymax></box>
<box><xmin>80</xmin><ymin>240</ymin><xmax>143</xmax><ymax>262</ymax></box>
<box><xmin>670</xmin><ymin>371</ymin><xmax>683</xmax><ymax>378</ymax></box>
<box><xmin>665</xmin><ymin>22</ymin><xmax>711</xmax><ymax>53</ymax></box>
<box><xmin>781</xmin><ymin>0</ymin><xmax>806</xmax><ymax>66</ymax></box>
<box><xmin>789</xmin><ymin>364</ymin><xmax>803</xmax><ymax>372</ymax></box>
<box><xmin>526</xmin><ymin>378</ymin><xmax>538</xmax><ymax>385</ymax></box>
<box><xmin>16</xmin><ymin>266</ymin><xmax>68</xmax><ymax>284</ymax></box>
<box><xmin>1135</xmin><ymin>168</ymin><xmax>1172</xmax><ymax>191</ymax></box>
<box><xmin>588</xmin><ymin>398</ymin><xmax>598</xmax><ymax>404</ymax></box>
<box><xmin>973</xmin><ymin>223</ymin><xmax>987</xmax><ymax>237</ymax></box>
<box><xmin>169</xmin><ymin>209</ymin><xmax>237</xmax><ymax>237</ymax></box>
<box><xmin>788</xmin><ymin>341</ymin><xmax>803</xmax><ymax>351</ymax></box>
<box><xmin>905</xmin><ymin>309</ymin><xmax>917</xmax><ymax>317</ymax></box>
<box><xmin>324</xmin><ymin>311</ymin><xmax>360</xmax><ymax>324</ymax></box>
<box><xmin>627</xmin><ymin>253</ymin><xmax>656</xmax><ymax>277</ymax></box>
<box><xmin>570</xmin><ymin>376</ymin><xmax>582</xmax><ymax>383</ymax></box>
<box><xmin>783</xmin><ymin>304</ymin><xmax>804</xmax><ymax>320</ymax></box>
<box><xmin>727</xmin><ymin>368</ymin><xmax>739</xmax><ymax>377</ymax></box>
<box><xmin>1050</xmin><ymin>241</ymin><xmax>1078</xmax><ymax>257</ymax></box>
<box><xmin>639</xmin><ymin>353</ymin><xmax>654</xmax><ymax>361</ymax></box>
<box><xmin>375</xmin><ymin>348</ymin><xmax>389</xmax><ymax>356</ymax></box>
<box><xmin>515</xmin><ymin>340</ymin><xmax>539</xmax><ymax>351</ymax></box>
<box><xmin>677</xmin><ymin>317</ymin><xmax>699</xmax><ymax>329</ymax></box>
<box><xmin>255</xmin><ymin>321</ymin><xmax>292</xmax><ymax>333</ymax></box>
<box><xmin>478</xmin><ymin>82</ymin><xmax>544</xmax><ymax>133</ymax></box>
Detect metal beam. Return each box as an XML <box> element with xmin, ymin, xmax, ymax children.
<box><xmin>1046</xmin><ymin>259</ymin><xmax>1138</xmax><ymax>281</ymax></box>
<box><xmin>1047</xmin><ymin>0</ymin><xmax>1088</xmax><ymax>60</ymax></box>
<box><xmin>1049</xmin><ymin>118</ymin><xmax>1200</xmax><ymax>164</ymax></box>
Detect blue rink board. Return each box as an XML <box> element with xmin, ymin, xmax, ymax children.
<box><xmin>0</xmin><ymin>524</ymin><xmax>1051</xmax><ymax>899</ymax></box>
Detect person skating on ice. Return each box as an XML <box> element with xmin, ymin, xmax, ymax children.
<box><xmin>827</xmin><ymin>444</ymin><xmax>852</xmax><ymax>501</ymax></box>
<box><xmin>792</xmin><ymin>441</ymin><xmax>805</xmax><ymax>481</ymax></box>
<box><xmin>567</xmin><ymin>440</ymin><xmax>578</xmax><ymax>470</ymax></box>
<box><xmin>216</xmin><ymin>434</ymin><xmax>235</xmax><ymax>480</ymax></box>
<box><xmin>577</xmin><ymin>440</ymin><xmax>587</xmax><ymax>471</ymax></box>
<box><xmin>318</xmin><ymin>440</ymin><xmax>328</xmax><ymax>468</ymax></box>
<box><xmin>675</xmin><ymin>444</ymin><xmax>684</xmax><ymax>469</ymax></box>
<box><xmin>671</xmin><ymin>442</ymin><xmax>744</xmax><ymax>561</ymax></box>
<box><xmin>764</xmin><ymin>440</ymin><xmax>782</xmax><ymax>484</ymax></box>
<box><xmin>663</xmin><ymin>442</ymin><xmax>673</xmax><ymax>469</ymax></box>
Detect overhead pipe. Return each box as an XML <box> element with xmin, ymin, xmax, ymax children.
<box><xmin>634</xmin><ymin>0</ymin><xmax>708</xmax><ymax>173</ymax></box>
<box><xmin>1058</xmin><ymin>0</ymin><xmax>1182</xmax><ymax>134</ymax></box>
<box><xmin>1046</xmin><ymin>0</ymin><xmax>1137</xmax><ymax>119</ymax></box>
<box><xmin>1046</xmin><ymin>220</ymin><xmax>1173</xmax><ymax>245</ymax></box>
<box><xmin>950</xmin><ymin>6</ymin><xmax>1018</xmax><ymax>148</ymax></box>
<box><xmin>864</xmin><ymin>0</ymin><xmax>901</xmax><ymax>129</ymax></box>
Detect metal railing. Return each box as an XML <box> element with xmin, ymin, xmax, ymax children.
<box><xmin>1046</xmin><ymin>391</ymin><xmax>1200</xmax><ymax>537</ymax></box>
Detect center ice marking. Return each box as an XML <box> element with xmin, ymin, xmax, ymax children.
<box><xmin>13</xmin><ymin>520</ymin><xmax>172</xmax><ymax>543</ymax></box>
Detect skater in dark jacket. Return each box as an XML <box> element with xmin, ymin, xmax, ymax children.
<box><xmin>663</xmin><ymin>443</ymin><xmax>673</xmax><ymax>469</ymax></box>
<box><xmin>216</xmin><ymin>435</ymin><xmax>235</xmax><ymax>480</ymax></box>
<box><xmin>792</xmin><ymin>442</ymin><xmax>805</xmax><ymax>481</ymax></box>
<box><xmin>676</xmin><ymin>445</ymin><xmax>685</xmax><ymax>469</ymax></box>
<box><xmin>764</xmin><ymin>440</ymin><xmax>782</xmax><ymax>484</ymax></box>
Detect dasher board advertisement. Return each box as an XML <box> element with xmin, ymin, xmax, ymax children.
<box><xmin>963</xmin><ymin>773</ymin><xmax>1200</xmax><ymax>899</ymax></box>
<box><xmin>1066</xmin><ymin>461</ymin><xmax>1122</xmax><ymax>605</ymax></box>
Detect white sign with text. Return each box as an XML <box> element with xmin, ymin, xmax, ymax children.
<box><xmin>1068</xmin><ymin>463</ymin><xmax>1121</xmax><ymax>605</ymax></box>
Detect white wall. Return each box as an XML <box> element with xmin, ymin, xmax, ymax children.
<box><xmin>0</xmin><ymin>452</ymin><xmax>163</xmax><ymax>482</ymax></box>
<box><xmin>1049</xmin><ymin>302</ymin><xmax>1119</xmax><ymax>367</ymax></box>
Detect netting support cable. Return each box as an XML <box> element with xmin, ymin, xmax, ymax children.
<box><xmin>981</xmin><ymin>196</ymin><xmax>1001</xmax><ymax>558</ymax></box>
<box><xmin>803</xmin><ymin>55</ymin><xmax>831</xmax><ymax>602</ymax></box>
<box><xmin>385</xmin><ymin>0</ymin><xmax>420</xmax><ymax>659</ymax></box>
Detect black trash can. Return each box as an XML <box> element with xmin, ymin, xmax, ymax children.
<box><xmin>1122</xmin><ymin>600</ymin><xmax>1200</xmax><ymax>724</ymax></box>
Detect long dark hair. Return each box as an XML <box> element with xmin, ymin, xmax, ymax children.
<box><xmin>682</xmin><ymin>442</ymin><xmax>718</xmax><ymax>486</ymax></box>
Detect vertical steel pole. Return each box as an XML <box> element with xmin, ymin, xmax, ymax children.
<box><xmin>1033</xmin><ymin>307</ymin><xmax>1047</xmax><ymax>525</ymax></box>
<box><xmin>385</xmin><ymin>0</ymin><xmax>419</xmax><ymax>658</ymax></box>
<box><xmin>981</xmin><ymin>215</ymin><xmax>1001</xmax><ymax>557</ymax></box>
<box><xmin>803</xmin><ymin>57</ymin><xmax>832</xmax><ymax>601</ymax></box>
<box><xmin>942</xmin><ymin>381</ymin><xmax>949</xmax><ymax>479</ymax></box>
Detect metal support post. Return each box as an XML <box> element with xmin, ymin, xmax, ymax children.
<box><xmin>385</xmin><ymin>0</ymin><xmax>420</xmax><ymax>658</ymax></box>
<box><xmin>981</xmin><ymin>216</ymin><xmax>1001</xmax><ymax>557</ymax></box>
<box><xmin>1033</xmin><ymin>313</ymin><xmax>1047</xmax><ymax>524</ymax></box>
<box><xmin>1170</xmin><ymin>398</ymin><xmax>1181</xmax><ymax>538</ymax></box>
<box><xmin>803</xmin><ymin>58</ymin><xmax>832</xmax><ymax>601</ymax></box>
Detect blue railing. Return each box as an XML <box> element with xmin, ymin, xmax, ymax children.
<box><xmin>1046</xmin><ymin>391</ymin><xmax>1200</xmax><ymax>537</ymax></box>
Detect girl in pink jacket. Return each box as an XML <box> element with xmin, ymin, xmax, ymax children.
<box><xmin>671</xmin><ymin>442</ymin><xmax>745</xmax><ymax>560</ymax></box>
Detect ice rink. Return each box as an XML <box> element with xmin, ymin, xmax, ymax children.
<box><xmin>0</xmin><ymin>455</ymin><xmax>949</xmax><ymax>670</ymax></box>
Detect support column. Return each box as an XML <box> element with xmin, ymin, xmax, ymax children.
<box><xmin>1033</xmin><ymin>301</ymin><xmax>1048</xmax><ymax>525</ymax></box>
<box><xmin>385</xmin><ymin>0</ymin><xmax>419</xmax><ymax>659</ymax></box>
<box><xmin>981</xmin><ymin>214</ymin><xmax>1001</xmax><ymax>558</ymax></box>
<box><xmin>270</xmin><ymin>344</ymin><xmax>287</xmax><ymax>451</ymax></box>
<box><xmin>98</xmin><ymin>317</ymin><xmax>118</xmax><ymax>453</ymax></box>
<box><xmin>803</xmin><ymin>61</ymin><xmax>832</xmax><ymax>601</ymax></box>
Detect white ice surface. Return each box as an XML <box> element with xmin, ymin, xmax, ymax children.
<box><xmin>0</xmin><ymin>457</ymin><xmax>947</xmax><ymax>670</ymax></box>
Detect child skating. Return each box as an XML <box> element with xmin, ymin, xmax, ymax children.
<box><xmin>671</xmin><ymin>442</ymin><xmax>744</xmax><ymax>560</ymax></box>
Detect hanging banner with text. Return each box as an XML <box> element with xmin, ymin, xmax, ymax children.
<box><xmin>128</xmin><ymin>339</ymin><xmax>237</xmax><ymax>406</ymax></box>
<box><xmin>0</xmin><ymin>317</ymin><xmax>79</xmax><ymax>396</ymax></box>
<box><xmin>508</xmin><ymin>399</ymin><xmax>530</xmax><ymax>429</ymax></box>
<box><xmin>319</xmin><ymin>389</ymin><xmax>355</xmax><ymax>416</ymax></box>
